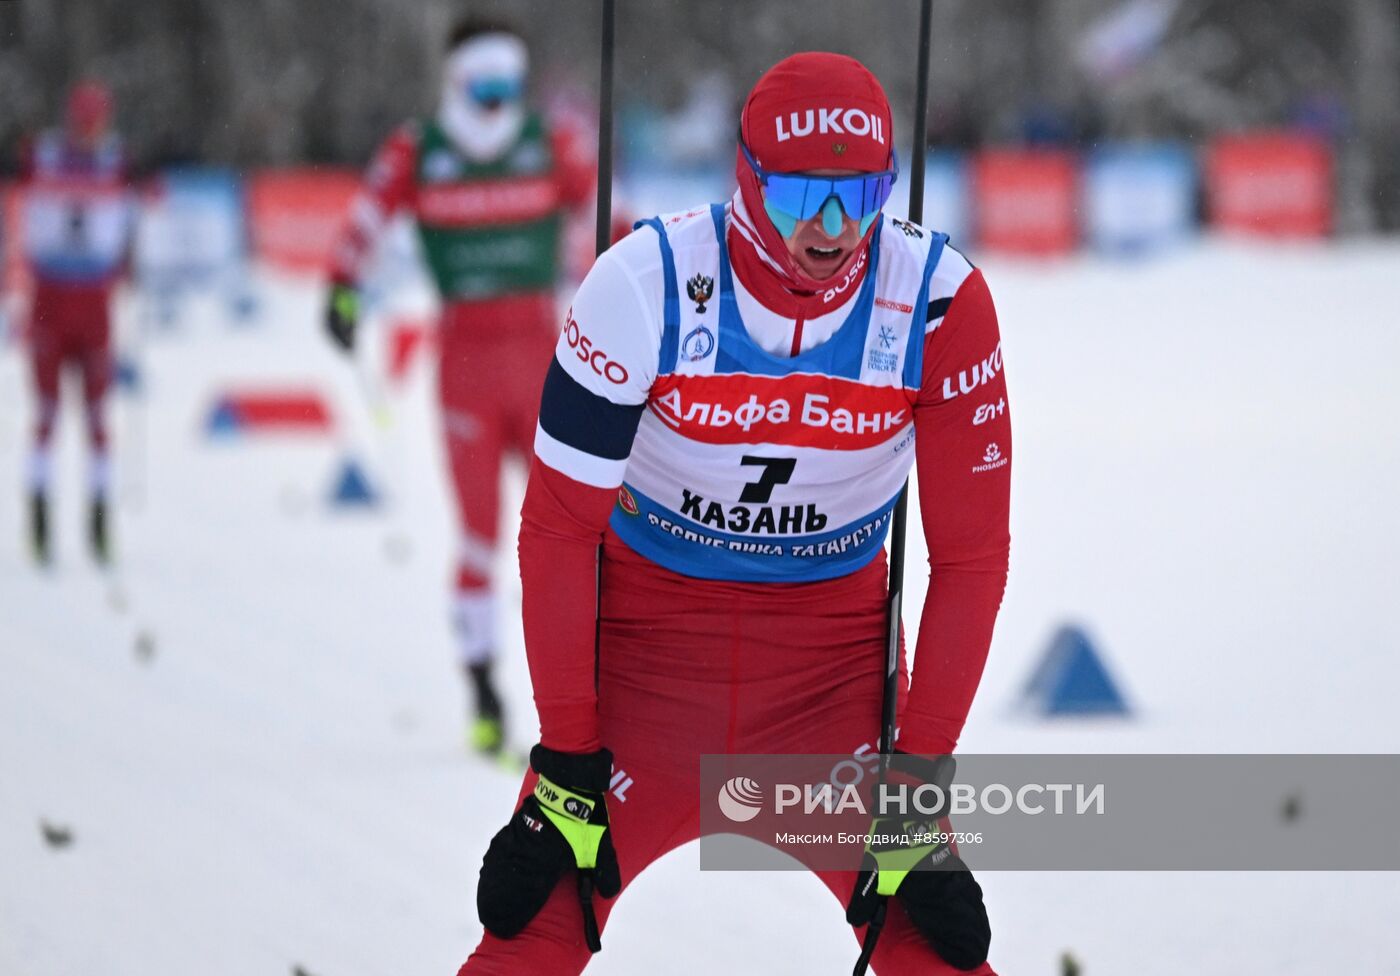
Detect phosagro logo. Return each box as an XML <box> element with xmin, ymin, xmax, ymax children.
<box><xmin>717</xmin><ymin>777</ymin><xmax>764</xmax><ymax>822</ymax></box>
<box><xmin>972</xmin><ymin>441</ymin><xmax>1008</xmax><ymax>474</ymax></box>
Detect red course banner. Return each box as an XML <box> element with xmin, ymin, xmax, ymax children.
<box><xmin>246</xmin><ymin>168</ymin><xmax>359</xmax><ymax>274</ymax></box>
<box><xmin>205</xmin><ymin>389</ymin><xmax>335</xmax><ymax>436</ymax></box>
<box><xmin>971</xmin><ymin>150</ymin><xmax>1078</xmax><ymax>255</ymax></box>
<box><xmin>1205</xmin><ymin>132</ymin><xmax>1332</xmax><ymax>238</ymax></box>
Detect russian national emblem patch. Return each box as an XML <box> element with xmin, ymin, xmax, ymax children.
<box><xmin>686</xmin><ymin>273</ymin><xmax>714</xmax><ymax>314</ymax></box>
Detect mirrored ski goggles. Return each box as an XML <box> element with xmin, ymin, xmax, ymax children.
<box><xmin>467</xmin><ymin>76</ymin><xmax>524</xmax><ymax>106</ymax></box>
<box><xmin>740</xmin><ymin>141</ymin><xmax>898</xmax><ymax>222</ymax></box>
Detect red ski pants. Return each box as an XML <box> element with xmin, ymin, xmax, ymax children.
<box><xmin>460</xmin><ymin>534</ymin><xmax>998</xmax><ymax>975</ymax></box>
<box><xmin>437</xmin><ymin>294</ymin><xmax>557</xmax><ymax>655</ymax></box>
<box><xmin>28</xmin><ymin>279</ymin><xmax>113</xmax><ymax>450</ymax></box>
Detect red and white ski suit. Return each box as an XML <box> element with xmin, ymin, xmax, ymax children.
<box><xmin>19</xmin><ymin>131</ymin><xmax>133</xmax><ymax>494</ymax></box>
<box><xmin>329</xmin><ymin>121</ymin><xmax>596</xmax><ymax>663</ymax></box>
<box><xmin>460</xmin><ymin>191</ymin><xmax>1011</xmax><ymax>973</ymax></box>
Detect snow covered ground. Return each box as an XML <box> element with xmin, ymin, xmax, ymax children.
<box><xmin>3</xmin><ymin>237</ymin><xmax>1400</xmax><ymax>975</ymax></box>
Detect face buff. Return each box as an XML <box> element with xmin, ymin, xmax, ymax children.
<box><xmin>734</xmin><ymin>52</ymin><xmax>896</xmax><ymax>292</ymax></box>
<box><xmin>439</xmin><ymin>32</ymin><xmax>528</xmax><ymax>161</ymax></box>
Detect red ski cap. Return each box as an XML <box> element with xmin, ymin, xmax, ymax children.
<box><xmin>740</xmin><ymin>53</ymin><xmax>893</xmax><ymax>174</ymax></box>
<box><xmin>67</xmin><ymin>80</ymin><xmax>113</xmax><ymax>140</ymax></box>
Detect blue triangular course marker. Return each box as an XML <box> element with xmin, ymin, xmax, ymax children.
<box><xmin>329</xmin><ymin>456</ymin><xmax>379</xmax><ymax>508</ymax></box>
<box><xmin>204</xmin><ymin>398</ymin><xmax>243</xmax><ymax>436</ymax></box>
<box><xmin>114</xmin><ymin>356</ymin><xmax>142</xmax><ymax>394</ymax></box>
<box><xmin>1021</xmin><ymin>624</ymin><xmax>1130</xmax><ymax>717</ymax></box>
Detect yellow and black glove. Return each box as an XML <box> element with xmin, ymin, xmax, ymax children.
<box><xmin>845</xmin><ymin>754</ymin><xmax>990</xmax><ymax>971</ymax></box>
<box><xmin>477</xmin><ymin>745</ymin><xmax>620</xmax><ymax>952</ymax></box>
<box><xmin>324</xmin><ymin>282</ymin><xmax>359</xmax><ymax>353</ymax></box>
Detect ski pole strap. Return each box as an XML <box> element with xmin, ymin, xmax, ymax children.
<box><xmin>533</xmin><ymin>775</ymin><xmax>608</xmax><ymax>870</ymax></box>
<box><xmin>853</xmin><ymin>899</ymin><xmax>887</xmax><ymax>976</ymax></box>
<box><xmin>577</xmin><ymin>870</ymin><xmax>602</xmax><ymax>953</ymax></box>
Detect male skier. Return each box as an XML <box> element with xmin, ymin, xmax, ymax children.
<box><xmin>18</xmin><ymin>80</ymin><xmax>134</xmax><ymax>566</ymax></box>
<box><xmin>467</xmin><ymin>52</ymin><xmax>1011</xmax><ymax>973</ymax></box>
<box><xmin>326</xmin><ymin>18</ymin><xmax>600</xmax><ymax>754</ymax></box>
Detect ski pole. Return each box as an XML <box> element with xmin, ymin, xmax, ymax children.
<box><xmin>580</xmin><ymin>0</ymin><xmax>616</xmax><ymax>954</ymax></box>
<box><xmin>854</xmin><ymin>1</ymin><xmax>933</xmax><ymax>972</ymax></box>
<box><xmin>594</xmin><ymin>0</ymin><xmax>616</xmax><ymax>261</ymax></box>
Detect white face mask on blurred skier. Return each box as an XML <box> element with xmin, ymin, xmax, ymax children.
<box><xmin>438</xmin><ymin>33</ymin><xmax>528</xmax><ymax>162</ymax></box>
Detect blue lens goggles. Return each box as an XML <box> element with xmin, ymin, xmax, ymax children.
<box><xmin>467</xmin><ymin>76</ymin><xmax>524</xmax><ymax>106</ymax></box>
<box><xmin>741</xmin><ymin>141</ymin><xmax>898</xmax><ymax>222</ymax></box>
